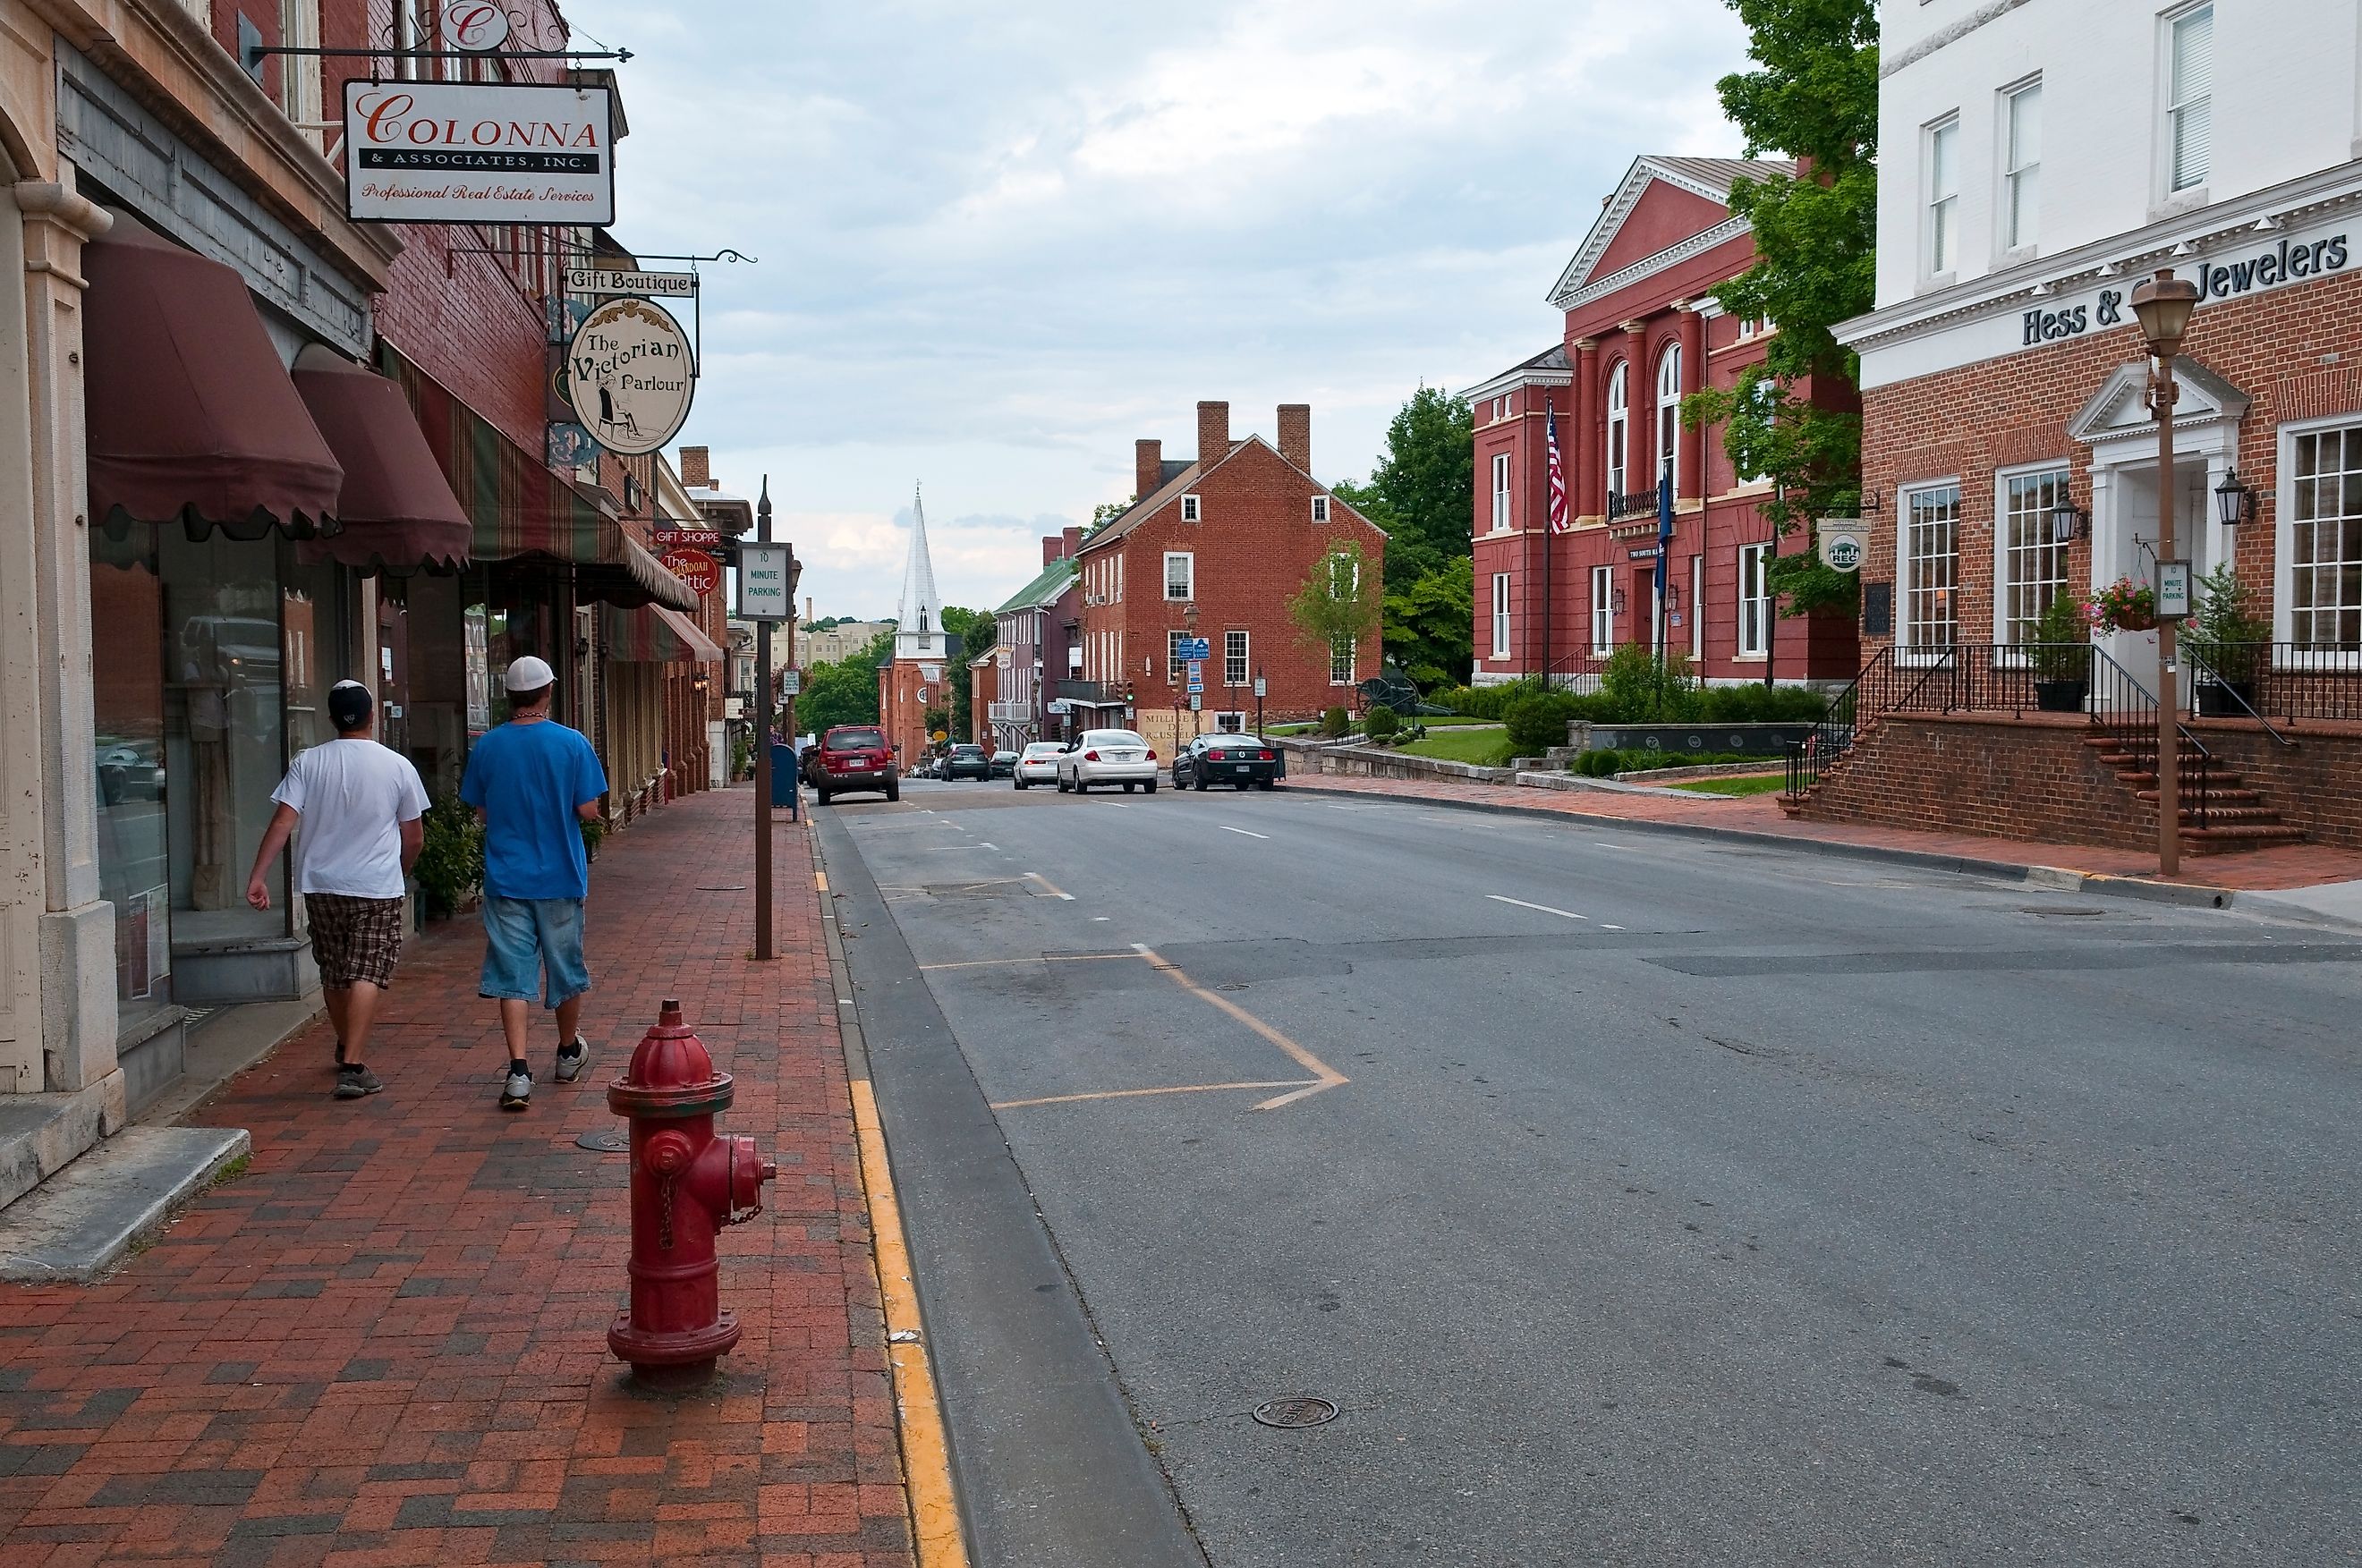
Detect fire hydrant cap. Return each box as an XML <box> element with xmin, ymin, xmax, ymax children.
<box><xmin>609</xmin><ymin>1001</ymin><xmax>735</xmax><ymax>1117</ymax></box>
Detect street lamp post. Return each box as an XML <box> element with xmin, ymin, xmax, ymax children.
<box><xmin>2131</xmin><ymin>267</ymin><xmax>2202</xmax><ymax>877</ymax></box>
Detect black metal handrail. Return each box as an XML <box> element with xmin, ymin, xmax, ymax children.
<box><xmin>2181</xmin><ymin>642</ymin><xmax>2296</xmax><ymax>747</ymax></box>
<box><xmin>1542</xmin><ymin>649</ymin><xmax>1605</xmax><ymax>695</ymax></box>
<box><xmin>1786</xmin><ymin>646</ymin><xmax>1885</xmax><ymax>797</ymax></box>
<box><xmin>1606</xmin><ymin>487</ymin><xmax>1661</xmax><ymax>521</ymax></box>
<box><xmin>2086</xmin><ymin>647</ymin><xmax>2213</xmax><ymax>831</ymax></box>
<box><xmin>2181</xmin><ymin>641</ymin><xmax>2362</xmax><ymax>727</ymax></box>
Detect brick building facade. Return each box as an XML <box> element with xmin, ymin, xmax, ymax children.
<box><xmin>1468</xmin><ymin>157</ymin><xmax>1858</xmax><ymax>689</ymax></box>
<box><xmin>1072</xmin><ymin>402</ymin><xmax>1384</xmax><ymax>747</ymax></box>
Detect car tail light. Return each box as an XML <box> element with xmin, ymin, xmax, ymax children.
<box><xmin>1083</xmin><ymin>749</ymin><xmax>1100</xmax><ymax>761</ymax></box>
<box><xmin>1259</xmin><ymin>750</ymin><xmax>1273</xmax><ymax>761</ymax></box>
<box><xmin>1145</xmin><ymin>750</ymin><xmax>1157</xmax><ymax>761</ymax></box>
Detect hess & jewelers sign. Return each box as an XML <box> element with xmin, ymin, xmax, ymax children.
<box><xmin>564</xmin><ymin>299</ymin><xmax>694</xmax><ymax>457</ymax></box>
<box><xmin>344</xmin><ymin>81</ymin><xmax>616</xmax><ymax>225</ymax></box>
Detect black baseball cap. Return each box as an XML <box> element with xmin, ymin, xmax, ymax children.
<box><xmin>328</xmin><ymin>680</ymin><xmax>374</xmax><ymax>731</ymax></box>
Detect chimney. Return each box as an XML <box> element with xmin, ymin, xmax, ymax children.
<box><xmin>1196</xmin><ymin>401</ymin><xmax>1229</xmax><ymax>465</ymax></box>
<box><xmin>1062</xmin><ymin>525</ymin><xmax>1082</xmax><ymax>556</ymax></box>
<box><xmin>1277</xmin><ymin>403</ymin><xmax>1310</xmax><ymax>471</ymax></box>
<box><xmin>679</xmin><ymin>445</ymin><xmax>710</xmax><ymax>488</ymax></box>
<box><xmin>1042</xmin><ymin>534</ymin><xmax>1062</xmax><ymax>567</ymax></box>
<box><xmin>804</xmin><ymin>595</ymin><xmax>814</xmax><ymax>623</ymax></box>
<box><xmin>1134</xmin><ymin>438</ymin><xmax>1161</xmax><ymax>502</ymax></box>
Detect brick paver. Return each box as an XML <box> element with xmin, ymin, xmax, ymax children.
<box><xmin>1294</xmin><ymin>772</ymin><xmax>2362</xmax><ymax>891</ymax></box>
<box><xmin>0</xmin><ymin>787</ymin><xmax>913</xmax><ymax>1568</ymax></box>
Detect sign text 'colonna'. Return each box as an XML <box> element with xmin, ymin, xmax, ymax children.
<box><xmin>344</xmin><ymin>81</ymin><xmax>616</xmax><ymax>225</ymax></box>
<box><xmin>2024</xmin><ymin>233</ymin><xmax>2349</xmax><ymax>346</ymax></box>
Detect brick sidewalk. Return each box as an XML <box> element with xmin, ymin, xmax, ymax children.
<box><xmin>1292</xmin><ymin>772</ymin><xmax>2362</xmax><ymax>891</ymax></box>
<box><xmin>0</xmin><ymin>788</ymin><xmax>913</xmax><ymax>1568</ymax></box>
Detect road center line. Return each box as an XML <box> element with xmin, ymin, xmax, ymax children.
<box><xmin>1024</xmin><ymin>872</ymin><xmax>1075</xmax><ymax>901</ymax></box>
<box><xmin>1218</xmin><ymin>826</ymin><xmax>1270</xmax><ymax>840</ymax></box>
<box><xmin>1487</xmin><ymin>894</ymin><xmax>1588</xmax><ymax>921</ymax></box>
<box><xmin>1130</xmin><ymin>943</ymin><xmax>1347</xmax><ymax>1110</ymax></box>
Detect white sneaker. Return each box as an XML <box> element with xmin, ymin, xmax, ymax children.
<box><xmin>499</xmin><ymin>1066</ymin><xmax>532</xmax><ymax>1111</ymax></box>
<box><xmin>555</xmin><ymin>1037</ymin><xmax>590</xmax><ymax>1083</ymax></box>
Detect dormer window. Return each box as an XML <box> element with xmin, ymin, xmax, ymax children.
<box><xmin>1181</xmin><ymin>494</ymin><xmax>1202</xmax><ymax>522</ymax></box>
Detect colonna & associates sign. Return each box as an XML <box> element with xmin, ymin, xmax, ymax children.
<box><xmin>344</xmin><ymin>81</ymin><xmax>616</xmax><ymax>225</ymax></box>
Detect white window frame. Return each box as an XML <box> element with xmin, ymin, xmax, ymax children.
<box><xmin>1330</xmin><ymin>638</ymin><xmax>1355</xmax><ymax>686</ymax></box>
<box><xmin>1114</xmin><ymin>554</ymin><xmax>1124</xmax><ymax>602</ymax></box>
<box><xmin>2164</xmin><ymin>2</ymin><xmax>2213</xmax><ymax>196</ymax></box>
<box><xmin>278</xmin><ymin>0</ymin><xmax>325</xmax><ymax>151</ymax></box>
<box><xmin>1491</xmin><ymin>452</ymin><xmax>1513</xmax><ymax>532</ymax></box>
<box><xmin>1167</xmin><ymin>631</ymin><xmax>1191</xmax><ymax>684</ymax></box>
<box><xmin>1164</xmin><ymin>551</ymin><xmax>1194</xmax><ymax>602</ymax></box>
<box><xmin>1225</xmin><ymin>629</ymin><xmax>1250</xmax><ymax>686</ymax></box>
<box><xmin>1899</xmin><ymin>480</ymin><xmax>1963</xmax><ymax>656</ymax></box>
<box><xmin>1604</xmin><ymin>363</ymin><xmax>1628</xmax><ymax>500</ymax></box>
<box><xmin>1924</xmin><ymin>114</ymin><xmax>1961</xmax><ymax>279</ymax></box>
<box><xmin>2001</xmin><ymin>77</ymin><xmax>2041</xmax><ymax>253</ymax></box>
<box><xmin>2276</xmin><ymin>413</ymin><xmax>2362</xmax><ymax>654</ymax></box>
<box><xmin>1311</xmin><ymin>494</ymin><xmax>1330</xmax><ymax>523</ymax></box>
<box><xmin>1655</xmin><ymin>343</ymin><xmax>1683</xmax><ymax>496</ymax></box>
<box><xmin>1180</xmin><ymin>493</ymin><xmax>1202</xmax><ymax>522</ymax></box>
<box><xmin>1994</xmin><ymin>463</ymin><xmax>2071</xmax><ymax>646</ymax></box>
<box><xmin>1491</xmin><ymin>572</ymin><xmax>1512</xmax><ymax>659</ymax></box>
<box><xmin>1737</xmin><ymin>541</ymin><xmax>1772</xmax><ymax>659</ymax></box>
<box><xmin>1689</xmin><ymin>553</ymin><xmax>1704</xmax><ymax>661</ymax></box>
<box><xmin>1590</xmin><ymin>564</ymin><xmax>1615</xmax><ymax>655</ymax></box>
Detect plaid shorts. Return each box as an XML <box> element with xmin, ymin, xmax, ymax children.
<box><xmin>306</xmin><ymin>894</ymin><xmax>407</xmax><ymax>989</ymax></box>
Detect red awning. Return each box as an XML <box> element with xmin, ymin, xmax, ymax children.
<box><xmin>82</xmin><ymin>221</ymin><xmax>342</xmax><ymax>541</ymax></box>
<box><xmin>291</xmin><ymin>348</ymin><xmax>472</xmax><ymax>573</ymax></box>
<box><xmin>603</xmin><ymin>604</ymin><xmax>725</xmax><ymax>664</ymax></box>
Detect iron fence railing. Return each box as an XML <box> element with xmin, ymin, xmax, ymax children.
<box><xmin>2181</xmin><ymin>641</ymin><xmax>2362</xmax><ymax>727</ymax></box>
<box><xmin>1542</xmin><ymin>649</ymin><xmax>1605</xmax><ymax>695</ymax></box>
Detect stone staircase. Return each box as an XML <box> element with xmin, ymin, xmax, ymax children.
<box><xmin>2082</xmin><ymin>733</ymin><xmax>2307</xmax><ymax>854</ymax></box>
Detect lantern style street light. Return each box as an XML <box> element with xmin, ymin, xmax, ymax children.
<box><xmin>2214</xmin><ymin>469</ymin><xmax>2256</xmax><ymax>528</ymax></box>
<box><xmin>2130</xmin><ymin>267</ymin><xmax>2202</xmax><ymax>877</ymax></box>
<box><xmin>2049</xmin><ymin>484</ymin><xmax>2091</xmax><ymax>542</ymax></box>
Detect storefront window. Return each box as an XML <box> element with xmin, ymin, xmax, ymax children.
<box><xmin>2291</xmin><ymin>426</ymin><xmax>2362</xmax><ymax>649</ymax></box>
<box><xmin>1903</xmin><ymin>483</ymin><xmax>1961</xmax><ymax>649</ymax></box>
<box><xmin>89</xmin><ymin>528</ymin><xmax>172</xmax><ymax>1028</ymax></box>
<box><xmin>2002</xmin><ymin>470</ymin><xmax>2069</xmax><ymax>642</ymax></box>
<box><xmin>281</xmin><ymin>551</ymin><xmax>355</xmax><ymax>760</ymax></box>
<box><xmin>161</xmin><ymin>531</ymin><xmax>286</xmax><ymax>945</ymax></box>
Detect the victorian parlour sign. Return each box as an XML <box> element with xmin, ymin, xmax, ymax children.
<box><xmin>344</xmin><ymin>81</ymin><xmax>616</xmax><ymax>225</ymax></box>
<box><xmin>564</xmin><ymin>299</ymin><xmax>694</xmax><ymax>456</ymax></box>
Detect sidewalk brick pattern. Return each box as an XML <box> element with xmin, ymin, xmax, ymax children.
<box><xmin>0</xmin><ymin>789</ymin><xmax>913</xmax><ymax>1568</ymax></box>
<box><xmin>1295</xmin><ymin>773</ymin><xmax>2362</xmax><ymax>890</ymax></box>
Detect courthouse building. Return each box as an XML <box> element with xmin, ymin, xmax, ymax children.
<box><xmin>1795</xmin><ymin>0</ymin><xmax>2362</xmax><ymax>852</ymax></box>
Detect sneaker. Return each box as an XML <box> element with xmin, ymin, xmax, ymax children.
<box><xmin>555</xmin><ymin>1037</ymin><xmax>590</xmax><ymax>1083</ymax></box>
<box><xmin>333</xmin><ymin>1064</ymin><xmax>384</xmax><ymax>1099</ymax></box>
<box><xmin>499</xmin><ymin>1067</ymin><xmax>532</xmax><ymax>1112</ymax></box>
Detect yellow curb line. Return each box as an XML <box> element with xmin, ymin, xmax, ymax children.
<box><xmin>852</xmin><ymin>1079</ymin><xmax>967</xmax><ymax>1568</ymax></box>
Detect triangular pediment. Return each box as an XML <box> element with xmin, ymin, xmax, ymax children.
<box><xmin>1547</xmin><ymin>156</ymin><xmax>1793</xmax><ymax>309</ymax></box>
<box><xmin>2068</xmin><ymin>358</ymin><xmax>2251</xmax><ymax>445</ymax></box>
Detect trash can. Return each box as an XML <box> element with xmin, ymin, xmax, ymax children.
<box><xmin>770</xmin><ymin>744</ymin><xmax>798</xmax><ymax>814</ymax></box>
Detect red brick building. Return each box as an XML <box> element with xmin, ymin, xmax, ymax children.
<box><xmin>1468</xmin><ymin>156</ymin><xmax>1858</xmax><ymax>688</ymax></box>
<box><xmin>1072</xmin><ymin>402</ymin><xmax>1384</xmax><ymax>747</ymax></box>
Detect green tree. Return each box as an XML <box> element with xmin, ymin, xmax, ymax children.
<box><xmin>938</xmin><ymin>606</ymin><xmax>996</xmax><ymax>741</ymax></box>
<box><xmin>1381</xmin><ymin>555</ymin><xmax>1474</xmax><ymax>692</ymax></box>
<box><xmin>1081</xmin><ymin>496</ymin><xmax>1134</xmax><ymax>541</ymax></box>
<box><xmin>1343</xmin><ymin>386</ymin><xmax>1474</xmax><ymax>591</ymax></box>
<box><xmin>1288</xmin><ymin>542</ymin><xmax>1381</xmax><ymax>691</ymax></box>
<box><xmin>1680</xmin><ymin>0</ymin><xmax>1878</xmax><ymax>620</ymax></box>
<box><xmin>796</xmin><ymin>655</ymin><xmax>880</xmax><ymax>734</ymax></box>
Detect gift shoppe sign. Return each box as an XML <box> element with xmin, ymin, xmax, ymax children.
<box><xmin>344</xmin><ymin>81</ymin><xmax>616</xmax><ymax>225</ymax></box>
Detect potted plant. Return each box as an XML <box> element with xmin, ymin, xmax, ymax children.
<box><xmin>2087</xmin><ymin>576</ymin><xmax>2158</xmax><ymax>633</ymax></box>
<box><xmin>2183</xmin><ymin>560</ymin><xmax>2272</xmax><ymax>716</ymax></box>
<box><xmin>2018</xmin><ymin>589</ymin><xmax>2090</xmax><ymax>711</ymax></box>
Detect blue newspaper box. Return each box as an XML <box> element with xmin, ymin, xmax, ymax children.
<box><xmin>770</xmin><ymin>744</ymin><xmax>798</xmax><ymax>810</ymax></box>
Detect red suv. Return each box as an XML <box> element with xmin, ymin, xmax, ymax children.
<box><xmin>804</xmin><ymin>725</ymin><xmax>901</xmax><ymax>804</ymax></box>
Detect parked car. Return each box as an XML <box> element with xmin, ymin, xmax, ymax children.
<box><xmin>990</xmin><ymin>750</ymin><xmax>1017</xmax><ymax>778</ymax></box>
<box><xmin>1056</xmin><ymin>729</ymin><xmax>1159</xmax><ymax>794</ymax></box>
<box><xmin>1012</xmin><ymin>742</ymin><xmax>1064</xmax><ymax>789</ymax></box>
<box><xmin>942</xmin><ymin>743</ymin><xmax>991</xmax><ymax>782</ymax></box>
<box><xmin>803</xmin><ymin>725</ymin><xmax>899</xmax><ymax>804</ymax></box>
<box><xmin>1175</xmin><ymin>733</ymin><xmax>1283</xmax><ymax>792</ymax></box>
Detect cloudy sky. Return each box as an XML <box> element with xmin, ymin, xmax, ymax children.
<box><xmin>562</xmin><ymin>0</ymin><xmax>1755</xmax><ymax>622</ymax></box>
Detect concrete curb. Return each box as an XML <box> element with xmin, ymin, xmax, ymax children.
<box><xmin>1285</xmin><ymin>779</ymin><xmax>2245</xmax><ymax>912</ymax></box>
<box><xmin>0</xmin><ymin>1125</ymin><xmax>250</xmax><ymax>1284</ymax></box>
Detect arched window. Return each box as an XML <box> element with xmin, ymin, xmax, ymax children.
<box><xmin>1656</xmin><ymin>343</ymin><xmax>1684</xmax><ymax>496</ymax></box>
<box><xmin>1604</xmin><ymin>362</ymin><xmax>1628</xmax><ymax>501</ymax></box>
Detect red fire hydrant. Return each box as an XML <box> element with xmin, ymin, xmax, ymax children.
<box><xmin>607</xmin><ymin>999</ymin><xmax>776</xmax><ymax>1387</ymax></box>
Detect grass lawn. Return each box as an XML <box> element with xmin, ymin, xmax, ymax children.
<box><xmin>1668</xmin><ymin>773</ymin><xmax>1788</xmax><ymax>797</ymax></box>
<box><xmin>1395</xmin><ymin>729</ymin><xmax>1515</xmax><ymax>767</ymax></box>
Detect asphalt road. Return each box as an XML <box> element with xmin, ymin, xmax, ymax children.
<box><xmin>819</xmin><ymin>776</ymin><xmax>2362</xmax><ymax>1568</ymax></box>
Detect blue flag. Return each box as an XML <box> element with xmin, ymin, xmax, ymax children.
<box><xmin>1653</xmin><ymin>470</ymin><xmax>1673</xmax><ymax>648</ymax></box>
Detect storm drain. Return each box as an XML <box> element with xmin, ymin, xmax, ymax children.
<box><xmin>1251</xmin><ymin>1396</ymin><xmax>1338</xmax><ymax>1429</ymax></box>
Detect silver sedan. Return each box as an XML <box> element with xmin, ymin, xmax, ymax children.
<box><xmin>1056</xmin><ymin>729</ymin><xmax>1160</xmax><ymax>794</ymax></box>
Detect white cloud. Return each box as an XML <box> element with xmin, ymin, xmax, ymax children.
<box><xmin>564</xmin><ymin>0</ymin><xmax>1753</xmax><ymax>618</ymax></box>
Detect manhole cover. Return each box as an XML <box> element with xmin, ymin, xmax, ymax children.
<box><xmin>1251</xmin><ymin>1397</ymin><xmax>1338</xmax><ymax>1429</ymax></box>
<box><xmin>575</xmin><ymin>1130</ymin><xmax>629</xmax><ymax>1153</ymax></box>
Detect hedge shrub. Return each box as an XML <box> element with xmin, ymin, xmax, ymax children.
<box><xmin>1364</xmin><ymin>704</ymin><xmax>1400</xmax><ymax>741</ymax></box>
<box><xmin>1321</xmin><ymin>706</ymin><xmax>1351</xmax><ymax>738</ymax></box>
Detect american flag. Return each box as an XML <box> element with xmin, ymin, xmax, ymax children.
<box><xmin>1544</xmin><ymin>403</ymin><xmax>1571</xmax><ymax>535</ymax></box>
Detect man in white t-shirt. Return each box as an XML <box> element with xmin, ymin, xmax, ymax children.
<box><xmin>245</xmin><ymin>681</ymin><xmax>429</xmax><ymax>1099</ymax></box>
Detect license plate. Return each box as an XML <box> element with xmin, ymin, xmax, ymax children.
<box><xmin>1231</xmin><ymin>765</ymin><xmax>1251</xmax><ymax>773</ymax></box>
<box><xmin>1113</xmin><ymin>750</ymin><xmax>1139</xmax><ymax>760</ymax></box>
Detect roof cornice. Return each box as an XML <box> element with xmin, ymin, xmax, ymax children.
<box><xmin>1551</xmin><ymin>214</ymin><xmax>1752</xmax><ymax>312</ymax></box>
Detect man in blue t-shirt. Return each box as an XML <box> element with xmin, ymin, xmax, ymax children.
<box><xmin>460</xmin><ymin>656</ymin><xmax>608</xmax><ymax>1112</ymax></box>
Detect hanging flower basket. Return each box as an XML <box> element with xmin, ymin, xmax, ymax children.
<box><xmin>2087</xmin><ymin>577</ymin><xmax>2158</xmax><ymax>633</ymax></box>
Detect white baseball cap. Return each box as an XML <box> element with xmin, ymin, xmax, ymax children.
<box><xmin>504</xmin><ymin>655</ymin><xmax>556</xmax><ymax>691</ymax></box>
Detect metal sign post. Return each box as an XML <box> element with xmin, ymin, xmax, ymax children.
<box><xmin>739</xmin><ymin>482</ymin><xmax>796</xmax><ymax>962</ymax></box>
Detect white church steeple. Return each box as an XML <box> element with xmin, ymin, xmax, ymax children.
<box><xmin>893</xmin><ymin>486</ymin><xmax>942</xmax><ymax>660</ymax></box>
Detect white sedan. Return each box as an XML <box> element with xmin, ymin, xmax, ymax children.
<box><xmin>1012</xmin><ymin>742</ymin><xmax>1066</xmax><ymax>790</ymax></box>
<box><xmin>1056</xmin><ymin>729</ymin><xmax>1160</xmax><ymax>793</ymax></box>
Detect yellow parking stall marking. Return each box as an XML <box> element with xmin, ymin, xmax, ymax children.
<box><xmin>1024</xmin><ymin>872</ymin><xmax>1076</xmax><ymax>901</ymax></box>
<box><xmin>918</xmin><ymin>953</ymin><xmax>1141</xmax><ymax>972</ymax></box>
<box><xmin>1129</xmin><ymin>943</ymin><xmax>1347</xmax><ymax>1110</ymax></box>
<box><xmin>991</xmin><ymin>1079</ymin><xmax>1318</xmax><ymax>1111</ymax></box>
<box><xmin>816</xmin><ymin>871</ymin><xmax>828</xmax><ymax>892</ymax></box>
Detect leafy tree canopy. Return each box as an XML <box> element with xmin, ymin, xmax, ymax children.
<box><xmin>938</xmin><ymin>606</ymin><xmax>995</xmax><ymax>741</ymax></box>
<box><xmin>796</xmin><ymin>655</ymin><xmax>880</xmax><ymax>735</ymax></box>
<box><xmin>1682</xmin><ymin>0</ymin><xmax>1878</xmax><ymax>619</ymax></box>
<box><xmin>1347</xmin><ymin>386</ymin><xmax>1474</xmax><ymax>591</ymax></box>
<box><xmin>1381</xmin><ymin>555</ymin><xmax>1474</xmax><ymax>693</ymax></box>
<box><xmin>1288</xmin><ymin>541</ymin><xmax>1381</xmax><ymax>664</ymax></box>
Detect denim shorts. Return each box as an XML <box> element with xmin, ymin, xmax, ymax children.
<box><xmin>479</xmin><ymin>896</ymin><xmax>591</xmax><ymax>1008</ymax></box>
